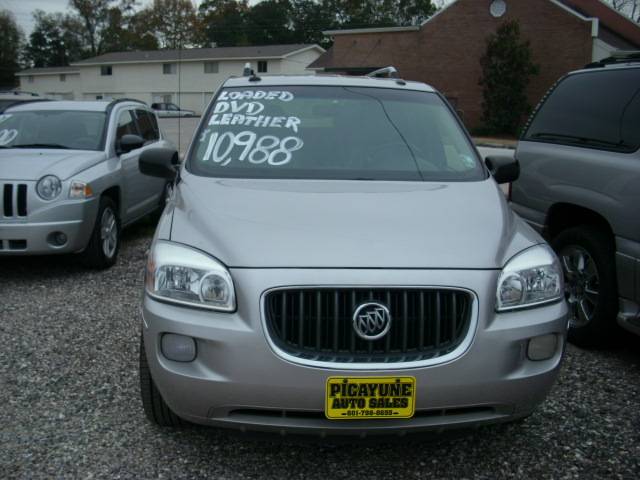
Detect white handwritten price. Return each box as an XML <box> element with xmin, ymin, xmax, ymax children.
<box><xmin>202</xmin><ymin>131</ymin><xmax>303</xmax><ymax>166</ymax></box>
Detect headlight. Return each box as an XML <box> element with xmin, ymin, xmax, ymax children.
<box><xmin>145</xmin><ymin>240</ymin><xmax>235</xmax><ymax>311</ymax></box>
<box><xmin>69</xmin><ymin>180</ymin><xmax>93</xmax><ymax>199</ymax></box>
<box><xmin>36</xmin><ymin>175</ymin><xmax>62</xmax><ymax>201</ymax></box>
<box><xmin>496</xmin><ymin>244</ymin><xmax>563</xmax><ymax>311</ymax></box>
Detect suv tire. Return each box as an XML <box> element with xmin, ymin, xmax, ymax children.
<box><xmin>552</xmin><ymin>225</ymin><xmax>618</xmax><ymax>348</ymax></box>
<box><xmin>81</xmin><ymin>196</ymin><xmax>120</xmax><ymax>269</ymax></box>
<box><xmin>139</xmin><ymin>333</ymin><xmax>183</xmax><ymax>427</ymax></box>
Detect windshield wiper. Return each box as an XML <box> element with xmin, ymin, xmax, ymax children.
<box><xmin>531</xmin><ymin>133</ymin><xmax>630</xmax><ymax>149</ymax></box>
<box><xmin>11</xmin><ymin>143</ymin><xmax>71</xmax><ymax>149</ymax></box>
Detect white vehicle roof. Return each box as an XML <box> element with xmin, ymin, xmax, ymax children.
<box><xmin>223</xmin><ymin>74</ymin><xmax>436</xmax><ymax>92</ymax></box>
<box><xmin>5</xmin><ymin>100</ymin><xmax>146</xmax><ymax>113</ymax></box>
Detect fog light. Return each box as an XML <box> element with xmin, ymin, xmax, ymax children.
<box><xmin>527</xmin><ymin>334</ymin><xmax>558</xmax><ymax>361</ymax></box>
<box><xmin>161</xmin><ymin>333</ymin><xmax>196</xmax><ymax>362</ymax></box>
<box><xmin>47</xmin><ymin>231</ymin><xmax>67</xmax><ymax>247</ymax></box>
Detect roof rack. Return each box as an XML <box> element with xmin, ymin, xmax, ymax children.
<box><xmin>366</xmin><ymin>66</ymin><xmax>399</xmax><ymax>78</ymax></box>
<box><xmin>107</xmin><ymin>97</ymin><xmax>147</xmax><ymax>107</ymax></box>
<box><xmin>0</xmin><ymin>90</ymin><xmax>41</xmax><ymax>97</ymax></box>
<box><xmin>584</xmin><ymin>51</ymin><xmax>640</xmax><ymax>69</ymax></box>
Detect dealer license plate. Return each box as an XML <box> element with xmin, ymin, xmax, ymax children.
<box><xmin>325</xmin><ymin>376</ymin><xmax>416</xmax><ymax>420</ymax></box>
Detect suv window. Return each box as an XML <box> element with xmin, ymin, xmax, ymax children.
<box><xmin>116</xmin><ymin>110</ymin><xmax>138</xmax><ymax>141</ymax></box>
<box><xmin>135</xmin><ymin>109</ymin><xmax>159</xmax><ymax>142</ymax></box>
<box><xmin>188</xmin><ymin>86</ymin><xmax>483</xmax><ymax>182</ymax></box>
<box><xmin>0</xmin><ymin>110</ymin><xmax>106</xmax><ymax>150</ymax></box>
<box><xmin>524</xmin><ymin>68</ymin><xmax>640</xmax><ymax>152</ymax></box>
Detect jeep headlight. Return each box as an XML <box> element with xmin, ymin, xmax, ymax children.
<box><xmin>145</xmin><ymin>241</ymin><xmax>235</xmax><ymax>311</ymax></box>
<box><xmin>496</xmin><ymin>244</ymin><xmax>563</xmax><ymax>311</ymax></box>
<box><xmin>36</xmin><ymin>175</ymin><xmax>62</xmax><ymax>201</ymax></box>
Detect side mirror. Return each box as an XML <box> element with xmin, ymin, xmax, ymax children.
<box><xmin>139</xmin><ymin>148</ymin><xmax>179</xmax><ymax>179</ymax></box>
<box><xmin>118</xmin><ymin>134</ymin><xmax>145</xmax><ymax>154</ymax></box>
<box><xmin>485</xmin><ymin>155</ymin><xmax>519</xmax><ymax>184</ymax></box>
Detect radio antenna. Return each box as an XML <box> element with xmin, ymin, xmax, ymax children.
<box><xmin>178</xmin><ymin>38</ymin><xmax>182</xmax><ymax>157</ymax></box>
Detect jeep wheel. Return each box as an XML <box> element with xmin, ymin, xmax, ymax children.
<box><xmin>80</xmin><ymin>196</ymin><xmax>120</xmax><ymax>269</ymax></box>
<box><xmin>139</xmin><ymin>333</ymin><xmax>183</xmax><ymax>427</ymax></box>
<box><xmin>552</xmin><ymin>226</ymin><xmax>618</xmax><ymax>348</ymax></box>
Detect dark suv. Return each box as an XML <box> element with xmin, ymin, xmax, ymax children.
<box><xmin>512</xmin><ymin>60</ymin><xmax>640</xmax><ymax>347</ymax></box>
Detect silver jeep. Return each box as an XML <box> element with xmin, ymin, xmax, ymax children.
<box><xmin>0</xmin><ymin>99</ymin><xmax>176</xmax><ymax>268</ymax></box>
<box><xmin>138</xmin><ymin>72</ymin><xmax>568</xmax><ymax>435</ymax></box>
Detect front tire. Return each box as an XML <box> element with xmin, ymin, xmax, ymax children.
<box><xmin>139</xmin><ymin>333</ymin><xmax>183</xmax><ymax>427</ymax></box>
<box><xmin>552</xmin><ymin>226</ymin><xmax>618</xmax><ymax>348</ymax></box>
<box><xmin>80</xmin><ymin>196</ymin><xmax>120</xmax><ymax>269</ymax></box>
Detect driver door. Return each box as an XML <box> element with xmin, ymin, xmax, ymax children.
<box><xmin>116</xmin><ymin>109</ymin><xmax>147</xmax><ymax>222</ymax></box>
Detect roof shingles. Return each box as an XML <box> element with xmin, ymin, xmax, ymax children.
<box><xmin>71</xmin><ymin>44</ymin><xmax>318</xmax><ymax>65</ymax></box>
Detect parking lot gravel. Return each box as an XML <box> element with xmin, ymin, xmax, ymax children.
<box><xmin>1</xmin><ymin>221</ymin><xmax>639</xmax><ymax>480</ymax></box>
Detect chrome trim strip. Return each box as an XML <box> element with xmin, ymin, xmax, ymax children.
<box><xmin>259</xmin><ymin>285</ymin><xmax>479</xmax><ymax>371</ymax></box>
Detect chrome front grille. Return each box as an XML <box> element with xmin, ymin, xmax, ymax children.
<box><xmin>1</xmin><ymin>183</ymin><xmax>28</xmax><ymax>218</ymax></box>
<box><xmin>264</xmin><ymin>288</ymin><xmax>473</xmax><ymax>363</ymax></box>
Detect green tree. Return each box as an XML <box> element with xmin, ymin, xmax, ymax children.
<box><xmin>197</xmin><ymin>0</ymin><xmax>250</xmax><ymax>47</ymax></box>
<box><xmin>69</xmin><ymin>0</ymin><xmax>120</xmax><ymax>56</ymax></box>
<box><xmin>479</xmin><ymin>20</ymin><xmax>539</xmax><ymax>136</ymax></box>
<box><xmin>143</xmin><ymin>0</ymin><xmax>198</xmax><ymax>49</ymax></box>
<box><xmin>24</xmin><ymin>11</ymin><xmax>86</xmax><ymax>67</ymax></box>
<box><xmin>245</xmin><ymin>0</ymin><xmax>296</xmax><ymax>45</ymax></box>
<box><xmin>101</xmin><ymin>7</ymin><xmax>159</xmax><ymax>52</ymax></box>
<box><xmin>0</xmin><ymin>10</ymin><xmax>23</xmax><ymax>89</ymax></box>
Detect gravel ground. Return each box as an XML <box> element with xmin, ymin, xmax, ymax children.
<box><xmin>1</xmin><ymin>221</ymin><xmax>639</xmax><ymax>480</ymax></box>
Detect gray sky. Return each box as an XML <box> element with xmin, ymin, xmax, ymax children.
<box><xmin>0</xmin><ymin>0</ymin><xmax>166</xmax><ymax>33</ymax></box>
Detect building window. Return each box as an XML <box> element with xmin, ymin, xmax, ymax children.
<box><xmin>96</xmin><ymin>95</ymin><xmax>103</xmax><ymax>100</ymax></box>
<box><xmin>101</xmin><ymin>66</ymin><xmax>112</xmax><ymax>76</ymax></box>
<box><xmin>163</xmin><ymin>63</ymin><xmax>176</xmax><ymax>74</ymax></box>
<box><xmin>28</xmin><ymin>76</ymin><xmax>34</xmax><ymax>83</ymax></box>
<box><xmin>204</xmin><ymin>61</ymin><xmax>219</xmax><ymax>74</ymax></box>
<box><xmin>60</xmin><ymin>74</ymin><xmax>66</xmax><ymax>82</ymax></box>
<box><xmin>162</xmin><ymin>94</ymin><xmax>172</xmax><ymax>103</ymax></box>
<box><xmin>258</xmin><ymin>61</ymin><xmax>268</xmax><ymax>73</ymax></box>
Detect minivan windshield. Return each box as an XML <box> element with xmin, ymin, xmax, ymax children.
<box><xmin>0</xmin><ymin>110</ymin><xmax>106</xmax><ymax>150</ymax></box>
<box><xmin>188</xmin><ymin>86</ymin><xmax>484</xmax><ymax>181</ymax></box>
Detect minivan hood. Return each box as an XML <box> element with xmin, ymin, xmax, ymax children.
<box><xmin>169</xmin><ymin>174</ymin><xmax>541</xmax><ymax>269</ymax></box>
<box><xmin>0</xmin><ymin>149</ymin><xmax>106</xmax><ymax>181</ymax></box>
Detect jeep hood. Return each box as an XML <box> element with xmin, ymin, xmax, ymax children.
<box><xmin>169</xmin><ymin>173</ymin><xmax>541</xmax><ymax>269</ymax></box>
<box><xmin>0</xmin><ymin>149</ymin><xmax>106</xmax><ymax>181</ymax></box>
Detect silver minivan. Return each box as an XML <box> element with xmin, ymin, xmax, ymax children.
<box><xmin>138</xmin><ymin>73</ymin><xmax>568</xmax><ymax>435</ymax></box>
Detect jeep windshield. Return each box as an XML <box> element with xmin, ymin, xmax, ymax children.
<box><xmin>0</xmin><ymin>110</ymin><xmax>106</xmax><ymax>151</ymax></box>
<box><xmin>188</xmin><ymin>86</ymin><xmax>485</xmax><ymax>181</ymax></box>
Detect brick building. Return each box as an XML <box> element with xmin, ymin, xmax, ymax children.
<box><xmin>309</xmin><ymin>0</ymin><xmax>640</xmax><ymax>130</ymax></box>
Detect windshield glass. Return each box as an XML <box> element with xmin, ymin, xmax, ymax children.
<box><xmin>0</xmin><ymin>110</ymin><xmax>106</xmax><ymax>150</ymax></box>
<box><xmin>188</xmin><ymin>86</ymin><xmax>484</xmax><ymax>181</ymax></box>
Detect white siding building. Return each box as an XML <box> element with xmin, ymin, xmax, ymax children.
<box><xmin>16</xmin><ymin>44</ymin><xmax>324</xmax><ymax>115</ymax></box>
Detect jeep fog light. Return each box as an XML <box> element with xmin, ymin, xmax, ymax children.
<box><xmin>161</xmin><ymin>333</ymin><xmax>196</xmax><ymax>362</ymax></box>
<box><xmin>527</xmin><ymin>334</ymin><xmax>558</xmax><ymax>361</ymax></box>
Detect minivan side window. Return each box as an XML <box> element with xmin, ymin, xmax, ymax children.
<box><xmin>524</xmin><ymin>69</ymin><xmax>640</xmax><ymax>153</ymax></box>
<box><xmin>135</xmin><ymin>109</ymin><xmax>159</xmax><ymax>142</ymax></box>
<box><xmin>116</xmin><ymin>110</ymin><xmax>138</xmax><ymax>141</ymax></box>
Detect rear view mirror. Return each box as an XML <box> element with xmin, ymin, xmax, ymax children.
<box><xmin>118</xmin><ymin>134</ymin><xmax>145</xmax><ymax>154</ymax></box>
<box><xmin>139</xmin><ymin>148</ymin><xmax>179</xmax><ymax>179</ymax></box>
<box><xmin>485</xmin><ymin>155</ymin><xmax>519</xmax><ymax>184</ymax></box>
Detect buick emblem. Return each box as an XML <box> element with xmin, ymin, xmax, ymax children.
<box><xmin>352</xmin><ymin>303</ymin><xmax>392</xmax><ymax>340</ymax></box>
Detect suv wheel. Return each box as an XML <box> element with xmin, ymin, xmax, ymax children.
<box><xmin>139</xmin><ymin>333</ymin><xmax>183</xmax><ymax>426</ymax></box>
<box><xmin>81</xmin><ymin>196</ymin><xmax>120</xmax><ymax>269</ymax></box>
<box><xmin>552</xmin><ymin>226</ymin><xmax>618</xmax><ymax>347</ymax></box>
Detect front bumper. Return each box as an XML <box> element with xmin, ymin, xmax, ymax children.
<box><xmin>0</xmin><ymin>197</ymin><xmax>99</xmax><ymax>255</ymax></box>
<box><xmin>142</xmin><ymin>268</ymin><xmax>568</xmax><ymax>435</ymax></box>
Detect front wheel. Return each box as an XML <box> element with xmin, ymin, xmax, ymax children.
<box><xmin>139</xmin><ymin>333</ymin><xmax>183</xmax><ymax>427</ymax></box>
<box><xmin>80</xmin><ymin>196</ymin><xmax>120</xmax><ymax>269</ymax></box>
<box><xmin>552</xmin><ymin>226</ymin><xmax>618</xmax><ymax>348</ymax></box>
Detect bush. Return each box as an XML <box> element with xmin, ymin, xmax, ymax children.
<box><xmin>479</xmin><ymin>20</ymin><xmax>539</xmax><ymax>136</ymax></box>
